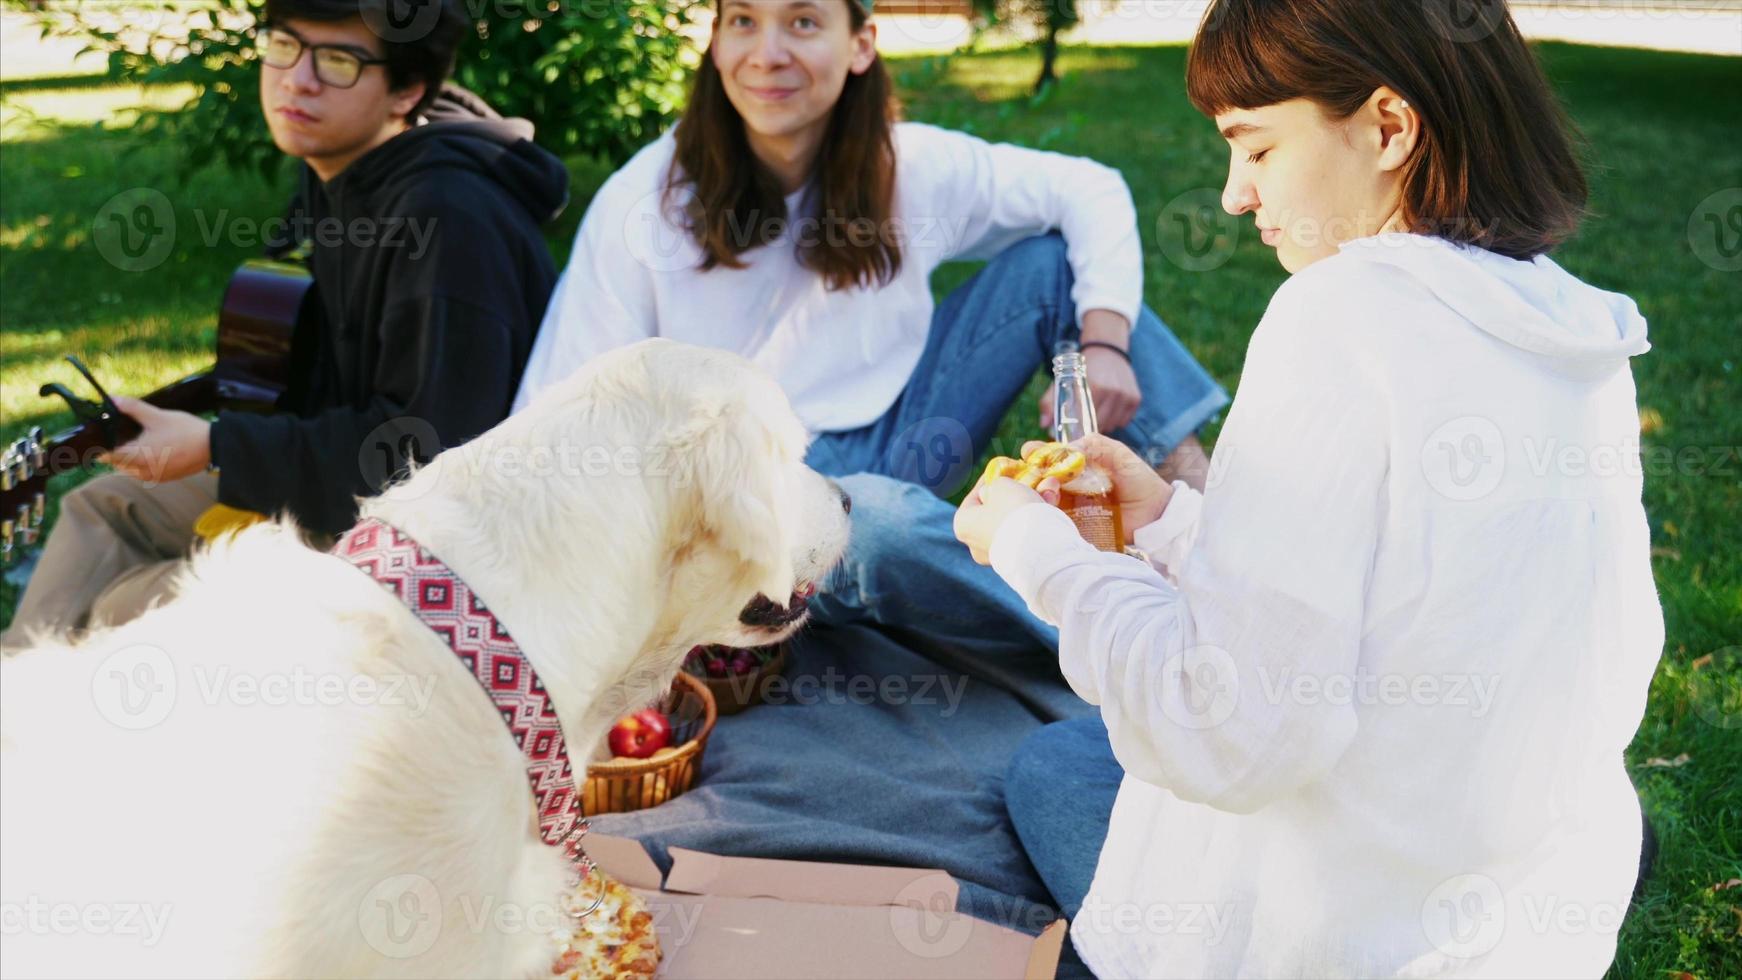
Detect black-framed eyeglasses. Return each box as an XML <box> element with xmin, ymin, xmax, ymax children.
<box><xmin>256</xmin><ymin>25</ymin><xmax>387</xmax><ymax>89</ymax></box>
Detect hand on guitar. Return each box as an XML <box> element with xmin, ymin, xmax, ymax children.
<box><xmin>0</xmin><ymin>262</ymin><xmax>300</xmax><ymax>541</ymax></box>
<box><xmin>98</xmin><ymin>395</ymin><xmax>212</xmax><ymax>485</ymax></box>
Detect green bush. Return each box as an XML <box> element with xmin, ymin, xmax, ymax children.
<box><xmin>11</xmin><ymin>0</ymin><xmax>701</xmax><ymax>180</ymax></box>
<box><xmin>457</xmin><ymin>0</ymin><xmax>697</xmax><ymax>164</ymax></box>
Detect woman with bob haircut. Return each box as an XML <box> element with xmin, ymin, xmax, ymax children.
<box><xmin>514</xmin><ymin>0</ymin><xmax>1231</xmax><ymax>657</ymax></box>
<box><xmin>957</xmin><ymin>0</ymin><xmax>1663</xmax><ymax>975</ymax></box>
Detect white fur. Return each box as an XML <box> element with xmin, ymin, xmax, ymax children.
<box><xmin>0</xmin><ymin>339</ymin><xmax>849</xmax><ymax>978</ymax></box>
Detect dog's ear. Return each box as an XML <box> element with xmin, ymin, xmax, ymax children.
<box><xmin>690</xmin><ymin>409</ymin><xmax>797</xmax><ymax>604</ymax></box>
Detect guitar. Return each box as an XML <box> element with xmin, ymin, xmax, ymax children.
<box><xmin>1</xmin><ymin>260</ymin><xmax>312</xmax><ymax>566</ymax></box>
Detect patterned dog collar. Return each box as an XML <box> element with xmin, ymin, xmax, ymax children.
<box><xmin>333</xmin><ymin>517</ymin><xmax>591</xmax><ymax>875</ymax></box>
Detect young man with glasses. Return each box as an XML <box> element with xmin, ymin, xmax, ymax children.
<box><xmin>2</xmin><ymin>0</ymin><xmax>568</xmax><ymax>644</ymax></box>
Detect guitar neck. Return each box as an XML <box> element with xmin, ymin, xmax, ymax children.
<box><xmin>6</xmin><ymin>373</ymin><xmax>214</xmax><ymax>500</ymax></box>
<box><xmin>142</xmin><ymin>372</ymin><xmax>219</xmax><ymax>416</ymax></box>
<box><xmin>5</xmin><ymin>259</ymin><xmax>305</xmax><ymax>563</ymax></box>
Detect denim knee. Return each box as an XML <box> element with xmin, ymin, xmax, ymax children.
<box><xmin>835</xmin><ymin>472</ymin><xmax>932</xmax><ymax>532</ymax></box>
<box><xmin>1008</xmin><ymin>716</ymin><xmax>1115</xmax><ymax>803</ymax></box>
<box><xmin>1006</xmin><ymin>724</ymin><xmax>1060</xmax><ymax>815</ymax></box>
<box><xmin>990</xmin><ymin>230</ymin><xmax>1069</xmax><ymax>269</ymax></box>
<box><xmin>985</xmin><ymin>232</ymin><xmax>1071</xmax><ymax>291</ymax></box>
<box><xmin>818</xmin><ymin>472</ymin><xmax>939</xmax><ymax>605</ymax></box>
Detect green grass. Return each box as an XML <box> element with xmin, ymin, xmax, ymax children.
<box><xmin>2</xmin><ymin>41</ymin><xmax>1737</xmax><ymax>977</ymax></box>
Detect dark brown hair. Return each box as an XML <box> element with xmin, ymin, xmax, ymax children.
<box><xmin>666</xmin><ymin>0</ymin><xmax>902</xmax><ymax>290</ymax></box>
<box><xmin>264</xmin><ymin>0</ymin><xmax>469</xmax><ymax>121</ymax></box>
<box><xmin>1186</xmin><ymin>0</ymin><xmax>1587</xmax><ymax>259</ymax></box>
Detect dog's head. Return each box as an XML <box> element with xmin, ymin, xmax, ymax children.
<box><xmin>646</xmin><ymin>342</ymin><xmax>853</xmax><ymax>649</ymax></box>
<box><xmin>379</xmin><ymin>339</ymin><xmax>850</xmax><ymax>694</ymax></box>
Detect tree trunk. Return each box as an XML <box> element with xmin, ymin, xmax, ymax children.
<box><xmin>1035</xmin><ymin>23</ymin><xmax>1060</xmax><ymax>93</ymax></box>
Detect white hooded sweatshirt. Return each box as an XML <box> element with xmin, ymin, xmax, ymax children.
<box><xmin>989</xmin><ymin>234</ymin><xmax>1663</xmax><ymax>978</ymax></box>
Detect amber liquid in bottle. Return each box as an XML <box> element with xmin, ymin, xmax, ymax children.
<box><xmin>1051</xmin><ymin>345</ymin><xmax>1124</xmax><ymax>553</ymax></box>
<box><xmin>1057</xmin><ymin>466</ymin><xmax>1125</xmax><ymax>553</ymax></box>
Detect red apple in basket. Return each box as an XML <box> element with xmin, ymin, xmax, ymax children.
<box><xmin>608</xmin><ymin>709</ymin><xmax>672</xmax><ymax>759</ymax></box>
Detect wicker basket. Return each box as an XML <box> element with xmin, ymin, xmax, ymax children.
<box><xmin>582</xmin><ymin>672</ymin><xmax>717</xmax><ymax>815</ymax></box>
<box><xmin>690</xmin><ymin>641</ymin><xmax>789</xmax><ymax>716</ymax></box>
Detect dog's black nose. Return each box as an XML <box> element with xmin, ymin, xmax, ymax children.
<box><xmin>740</xmin><ymin>592</ymin><xmax>803</xmax><ymax>628</ymax></box>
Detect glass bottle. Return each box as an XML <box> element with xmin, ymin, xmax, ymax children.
<box><xmin>1050</xmin><ymin>344</ymin><xmax>1124</xmax><ymax>552</ymax></box>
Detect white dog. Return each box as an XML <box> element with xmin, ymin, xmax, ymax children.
<box><xmin>0</xmin><ymin>339</ymin><xmax>850</xmax><ymax>977</ymax></box>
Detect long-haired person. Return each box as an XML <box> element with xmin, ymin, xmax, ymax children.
<box><xmin>514</xmin><ymin>0</ymin><xmax>1228</xmax><ymax>656</ymax></box>
<box><xmin>958</xmin><ymin>0</ymin><xmax>1663</xmax><ymax>975</ymax></box>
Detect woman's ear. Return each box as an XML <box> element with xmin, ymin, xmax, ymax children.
<box><xmin>1368</xmin><ymin>86</ymin><xmax>1420</xmax><ymax>173</ymax></box>
<box><xmin>849</xmin><ymin>20</ymin><xmax>878</xmax><ymax>74</ymax></box>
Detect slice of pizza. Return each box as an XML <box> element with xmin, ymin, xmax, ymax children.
<box><xmin>552</xmin><ymin>866</ymin><xmax>661</xmax><ymax>978</ymax></box>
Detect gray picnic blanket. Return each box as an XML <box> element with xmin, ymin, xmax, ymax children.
<box><xmin>587</xmin><ymin>621</ymin><xmax>1099</xmax><ymax>939</ymax></box>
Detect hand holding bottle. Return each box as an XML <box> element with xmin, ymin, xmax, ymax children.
<box><xmin>1039</xmin><ymin>311</ymin><xmax>1141</xmax><ymax>431</ymax></box>
<box><xmin>1022</xmin><ymin>434</ymin><xmax>1174</xmax><ymax>545</ymax></box>
<box><xmin>1038</xmin><ymin>346</ymin><xmax>1142</xmax><ymax>432</ymax></box>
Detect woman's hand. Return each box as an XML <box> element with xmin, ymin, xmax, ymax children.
<box><xmin>954</xmin><ymin>476</ymin><xmax>1061</xmax><ymax>566</ymax></box>
<box><xmin>1024</xmin><ymin>433</ymin><xmax>1174</xmax><ymax>543</ymax></box>
<box><xmin>1042</xmin><ymin>349</ymin><xmax>1142</xmax><ymax>432</ymax></box>
<box><xmin>1039</xmin><ymin>310</ymin><xmax>1142</xmax><ymax>432</ymax></box>
<box><xmin>1086</xmin><ymin>345</ymin><xmax>1143</xmax><ymax>430</ymax></box>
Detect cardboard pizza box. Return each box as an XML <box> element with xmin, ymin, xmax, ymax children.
<box><xmin>586</xmin><ymin>833</ymin><xmax>1067</xmax><ymax>978</ymax></box>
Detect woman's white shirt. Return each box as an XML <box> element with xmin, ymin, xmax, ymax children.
<box><xmin>989</xmin><ymin>234</ymin><xmax>1663</xmax><ymax>977</ymax></box>
<box><xmin>513</xmin><ymin>122</ymin><xmax>1142</xmax><ymax>433</ymax></box>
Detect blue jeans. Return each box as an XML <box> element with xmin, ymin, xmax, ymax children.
<box><xmin>1007</xmin><ymin>716</ymin><xmax>1124</xmax><ymax>979</ymax></box>
<box><xmin>805</xmin><ymin>232</ymin><xmax>1229</xmax><ymax>660</ymax></box>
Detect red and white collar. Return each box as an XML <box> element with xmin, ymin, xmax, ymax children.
<box><xmin>333</xmin><ymin>517</ymin><xmax>591</xmax><ymax>876</ymax></box>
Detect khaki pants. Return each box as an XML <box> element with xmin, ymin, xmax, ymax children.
<box><xmin>2</xmin><ymin>472</ymin><xmax>218</xmax><ymax>651</ymax></box>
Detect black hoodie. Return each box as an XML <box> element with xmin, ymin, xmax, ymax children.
<box><xmin>209</xmin><ymin>86</ymin><xmax>568</xmax><ymax>535</ymax></box>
